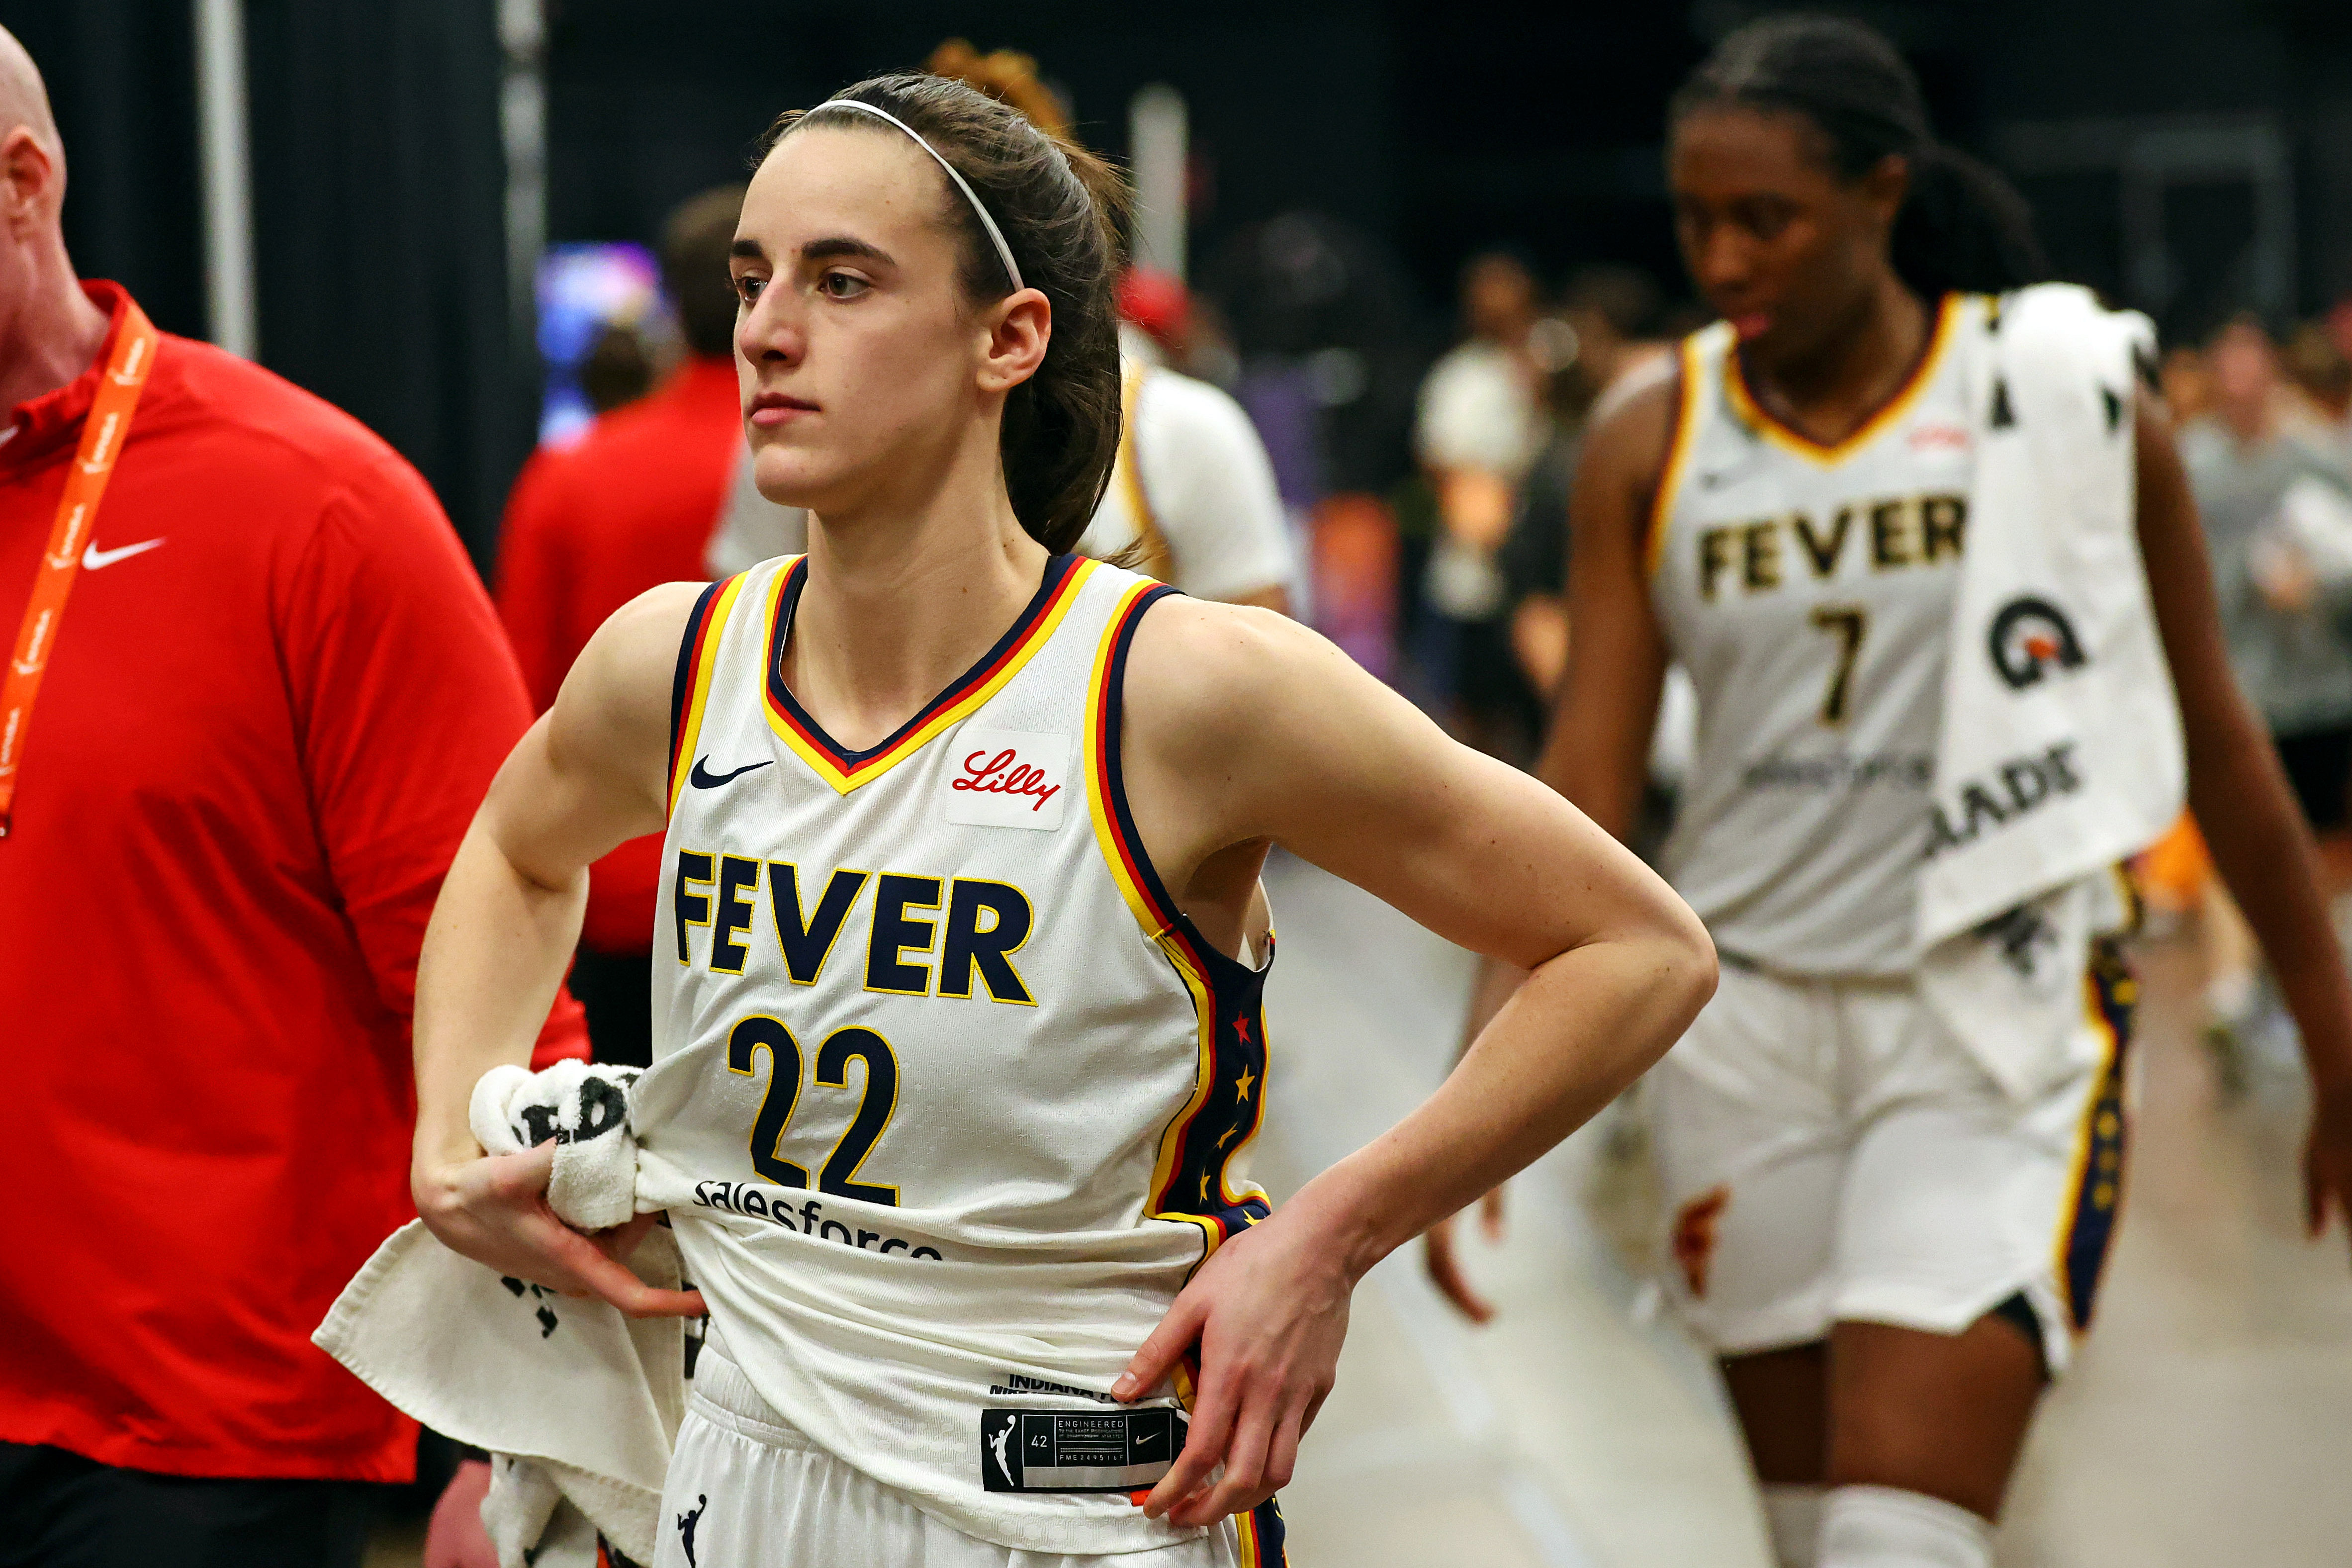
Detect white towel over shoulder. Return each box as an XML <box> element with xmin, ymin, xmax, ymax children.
<box><xmin>1917</xmin><ymin>283</ymin><xmax>2180</xmax><ymax>1095</ymax></box>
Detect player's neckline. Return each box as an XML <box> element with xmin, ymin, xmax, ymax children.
<box><xmin>1726</xmin><ymin>292</ymin><xmax>1960</xmax><ymax>465</ymax></box>
<box><xmin>760</xmin><ymin>552</ymin><xmax>1089</xmax><ymax>794</ymax></box>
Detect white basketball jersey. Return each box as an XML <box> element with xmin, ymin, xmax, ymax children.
<box><xmin>1650</xmin><ymin>295</ymin><xmax>1979</xmax><ymax>974</ymax></box>
<box><xmin>630</xmin><ymin>553</ymin><xmax>1284</xmax><ymax>1559</ymax></box>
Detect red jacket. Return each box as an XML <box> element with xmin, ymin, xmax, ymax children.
<box><xmin>495</xmin><ymin>356</ymin><xmax>739</xmax><ymax>955</ymax></box>
<box><xmin>0</xmin><ymin>283</ymin><xmax>586</xmax><ymax>1482</ymax></box>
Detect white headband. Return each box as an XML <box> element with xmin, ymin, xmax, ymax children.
<box><xmin>807</xmin><ymin>98</ymin><xmax>1024</xmax><ymax>293</ymax></box>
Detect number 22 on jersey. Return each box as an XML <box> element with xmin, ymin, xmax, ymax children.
<box><xmin>726</xmin><ymin>1015</ymin><xmax>902</xmax><ymax>1205</ymax></box>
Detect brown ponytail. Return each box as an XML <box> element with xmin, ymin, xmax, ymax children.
<box><xmin>764</xmin><ymin>74</ymin><xmax>1131</xmax><ymax>555</ymax></box>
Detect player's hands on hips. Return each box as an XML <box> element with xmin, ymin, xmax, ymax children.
<box><xmin>412</xmin><ymin>1141</ymin><xmax>706</xmax><ymax>1319</ymax></box>
<box><xmin>2305</xmin><ymin>1078</ymin><xmax>2352</xmax><ymax>1265</ymax></box>
<box><xmin>1116</xmin><ymin>1209</ymin><xmax>1350</xmax><ymax>1528</ymax></box>
<box><xmin>1423</xmin><ymin>1186</ymin><xmax>1507</xmax><ymax>1322</ymax></box>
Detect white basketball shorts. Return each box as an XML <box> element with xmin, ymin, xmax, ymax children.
<box><xmin>652</xmin><ymin>1344</ymin><xmax>1261</xmax><ymax>1568</ymax></box>
<box><xmin>1648</xmin><ymin>942</ymin><xmax>2131</xmax><ymax>1375</ymax></box>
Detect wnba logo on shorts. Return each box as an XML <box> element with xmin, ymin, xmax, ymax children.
<box><xmin>1987</xmin><ymin>595</ymin><xmax>2085</xmax><ymax>690</ymax></box>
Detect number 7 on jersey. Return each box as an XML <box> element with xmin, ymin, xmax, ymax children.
<box><xmin>1809</xmin><ymin>604</ymin><xmax>1868</xmax><ymax>726</ymax></box>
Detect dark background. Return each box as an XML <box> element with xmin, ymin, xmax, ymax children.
<box><xmin>10</xmin><ymin>0</ymin><xmax>2352</xmax><ymax>560</ymax></box>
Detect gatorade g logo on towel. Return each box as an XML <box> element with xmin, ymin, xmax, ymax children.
<box><xmin>515</xmin><ymin>1070</ymin><xmax>635</xmax><ymax>1151</ymax></box>
<box><xmin>1988</xmin><ymin>595</ymin><xmax>2085</xmax><ymax>690</ymax></box>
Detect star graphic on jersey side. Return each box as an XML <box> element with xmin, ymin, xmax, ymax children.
<box><xmin>1199</xmin><ymin>1172</ymin><xmax>1211</xmax><ymax>1200</ymax></box>
<box><xmin>1216</xmin><ymin>1124</ymin><xmax>1240</xmax><ymax>1149</ymax></box>
<box><xmin>1234</xmin><ymin>1017</ymin><xmax>1253</xmax><ymax>1044</ymax></box>
<box><xmin>1234</xmin><ymin>1067</ymin><xmax>1257</xmax><ymax>1102</ymax></box>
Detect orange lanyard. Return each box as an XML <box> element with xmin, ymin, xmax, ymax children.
<box><xmin>0</xmin><ymin>302</ymin><xmax>159</xmax><ymax>838</ymax></box>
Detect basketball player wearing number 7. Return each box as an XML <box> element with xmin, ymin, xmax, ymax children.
<box><xmin>407</xmin><ymin>71</ymin><xmax>1713</xmax><ymax>1563</ymax></box>
<box><xmin>1429</xmin><ymin>19</ymin><xmax>2352</xmax><ymax>1568</ymax></box>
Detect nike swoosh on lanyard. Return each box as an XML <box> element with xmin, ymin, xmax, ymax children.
<box><xmin>689</xmin><ymin>755</ymin><xmax>774</xmax><ymax>789</ymax></box>
<box><xmin>82</xmin><ymin>538</ymin><xmax>165</xmax><ymax>570</ymax></box>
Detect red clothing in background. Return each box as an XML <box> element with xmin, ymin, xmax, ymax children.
<box><xmin>495</xmin><ymin>355</ymin><xmax>738</xmax><ymax>954</ymax></box>
<box><xmin>0</xmin><ymin>283</ymin><xmax>587</xmax><ymax>1483</ymax></box>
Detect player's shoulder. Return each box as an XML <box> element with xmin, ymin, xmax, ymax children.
<box><xmin>611</xmin><ymin>577</ymin><xmax>715</xmax><ymax>640</ymax></box>
<box><xmin>1593</xmin><ymin>343</ymin><xmax>1684</xmax><ymax>445</ymax></box>
<box><xmin>1121</xmin><ymin>592</ymin><xmax>1345</xmax><ymax>749</ymax></box>
<box><xmin>557</xmin><ymin>579</ymin><xmax>715</xmax><ymax>737</ymax></box>
<box><xmin>1581</xmin><ymin>344</ymin><xmax>1689</xmax><ymax>504</ymax></box>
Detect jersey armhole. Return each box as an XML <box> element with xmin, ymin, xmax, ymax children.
<box><xmin>1082</xmin><ymin>579</ymin><xmax>1277</xmax><ymax>1260</ymax></box>
<box><xmin>1079</xmin><ymin>582</ymin><xmax>1269</xmax><ymax>978</ymax></box>
<box><xmin>1641</xmin><ymin>339</ymin><xmax>1705</xmax><ymax>579</ymax></box>
<box><xmin>1083</xmin><ymin>580</ymin><xmax>1187</xmax><ymax>944</ymax></box>
<box><xmin>667</xmin><ymin>573</ymin><xmax>742</xmax><ymax>813</ymax></box>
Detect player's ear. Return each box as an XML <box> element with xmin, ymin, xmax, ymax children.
<box><xmin>1860</xmin><ymin>152</ymin><xmax>1910</xmax><ymax>232</ymax></box>
<box><xmin>977</xmin><ymin>287</ymin><xmax>1050</xmax><ymax>396</ymax></box>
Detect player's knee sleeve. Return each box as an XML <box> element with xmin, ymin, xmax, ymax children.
<box><xmin>1761</xmin><ymin>1482</ymin><xmax>1823</xmax><ymax>1567</ymax></box>
<box><xmin>1818</xmin><ymin>1485</ymin><xmax>1991</xmax><ymax>1568</ymax></box>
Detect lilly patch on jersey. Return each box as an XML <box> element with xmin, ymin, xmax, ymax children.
<box><xmin>944</xmin><ymin>728</ymin><xmax>1070</xmax><ymax>830</ymax></box>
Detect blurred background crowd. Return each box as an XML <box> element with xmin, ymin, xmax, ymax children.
<box><xmin>11</xmin><ymin>1</ymin><xmax>2352</xmax><ymax>1563</ymax></box>
<box><xmin>22</xmin><ymin>1</ymin><xmax>2352</xmax><ymax>762</ymax></box>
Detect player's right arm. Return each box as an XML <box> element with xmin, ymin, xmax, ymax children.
<box><xmin>1424</xmin><ymin>363</ymin><xmax>1680</xmax><ymax>1319</ymax></box>
<box><xmin>407</xmin><ymin>581</ymin><xmax>709</xmax><ymax>1318</ymax></box>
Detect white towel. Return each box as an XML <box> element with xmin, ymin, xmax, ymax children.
<box><xmin>314</xmin><ymin>1063</ymin><xmax>686</xmax><ymax>1568</ymax></box>
<box><xmin>469</xmin><ymin>1059</ymin><xmax>645</xmax><ymax>1231</ymax></box>
<box><xmin>1916</xmin><ymin>284</ymin><xmax>2180</xmax><ymax>1095</ymax></box>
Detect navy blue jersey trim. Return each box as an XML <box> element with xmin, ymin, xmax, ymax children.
<box><xmin>2063</xmin><ymin>939</ymin><xmax>2134</xmax><ymax>1329</ymax></box>
<box><xmin>669</xmin><ymin>578</ymin><xmax>728</xmax><ymax>783</ymax></box>
<box><xmin>763</xmin><ymin>552</ymin><xmax>1080</xmax><ymax>767</ymax></box>
<box><xmin>1095</xmin><ymin>582</ymin><xmax>1262</xmax><ymax>983</ymax></box>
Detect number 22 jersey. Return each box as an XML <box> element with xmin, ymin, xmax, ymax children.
<box><xmin>1649</xmin><ymin>294</ymin><xmax>1978</xmax><ymax>976</ymax></box>
<box><xmin>630</xmin><ymin>553</ymin><xmax>1277</xmax><ymax>1556</ymax></box>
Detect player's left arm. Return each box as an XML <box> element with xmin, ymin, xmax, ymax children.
<box><xmin>1113</xmin><ymin>599</ymin><xmax>1717</xmax><ymax>1527</ymax></box>
<box><xmin>2133</xmin><ymin>396</ymin><xmax>2352</xmax><ymax>1251</ymax></box>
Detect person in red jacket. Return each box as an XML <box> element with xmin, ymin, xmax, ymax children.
<box><xmin>0</xmin><ymin>30</ymin><xmax>584</xmax><ymax>1567</ymax></box>
<box><xmin>495</xmin><ymin>185</ymin><xmax>746</xmax><ymax>1065</ymax></box>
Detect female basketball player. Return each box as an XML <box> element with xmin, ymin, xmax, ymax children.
<box><xmin>405</xmin><ymin>74</ymin><xmax>1714</xmax><ymax>1567</ymax></box>
<box><xmin>1426</xmin><ymin>17</ymin><xmax>2352</xmax><ymax>1568</ymax></box>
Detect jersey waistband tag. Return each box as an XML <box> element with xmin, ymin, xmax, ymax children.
<box><xmin>981</xmin><ymin>1406</ymin><xmax>1184</xmax><ymax>1493</ymax></box>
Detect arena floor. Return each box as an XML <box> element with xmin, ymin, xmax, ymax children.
<box><xmin>1255</xmin><ymin>855</ymin><xmax>2352</xmax><ymax>1568</ymax></box>
<box><xmin>369</xmin><ymin>856</ymin><xmax>2352</xmax><ymax>1568</ymax></box>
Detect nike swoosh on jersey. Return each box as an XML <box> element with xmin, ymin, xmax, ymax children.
<box><xmin>689</xmin><ymin>755</ymin><xmax>775</xmax><ymax>789</ymax></box>
<box><xmin>82</xmin><ymin>537</ymin><xmax>165</xmax><ymax>570</ymax></box>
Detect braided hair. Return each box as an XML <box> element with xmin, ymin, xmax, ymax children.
<box><xmin>1672</xmin><ymin>15</ymin><xmax>2047</xmax><ymax>298</ymax></box>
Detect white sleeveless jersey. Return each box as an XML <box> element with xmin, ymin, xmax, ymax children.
<box><xmin>630</xmin><ymin>553</ymin><xmax>1287</xmax><ymax>1562</ymax></box>
<box><xmin>1649</xmin><ymin>295</ymin><xmax>1978</xmax><ymax>975</ymax></box>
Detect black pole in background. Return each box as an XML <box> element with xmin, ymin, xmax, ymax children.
<box><xmin>243</xmin><ymin>0</ymin><xmax>533</xmax><ymax>571</ymax></box>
